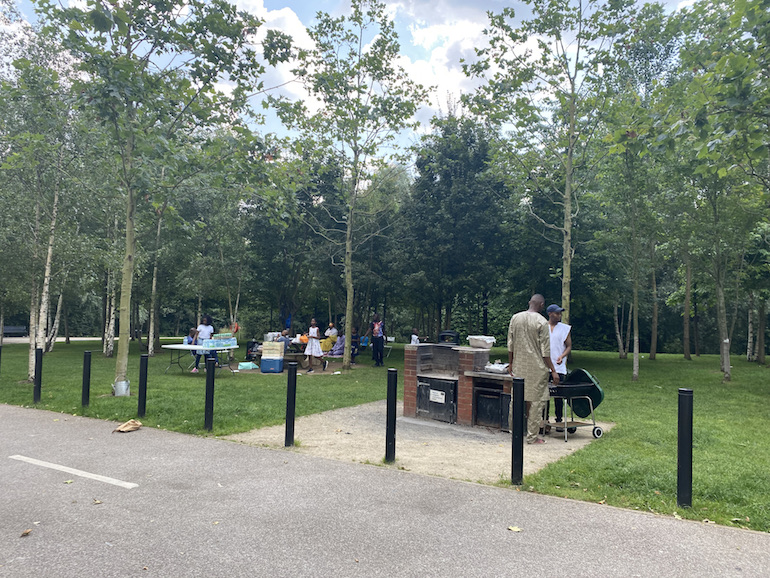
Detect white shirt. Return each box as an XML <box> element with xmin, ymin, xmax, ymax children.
<box><xmin>549</xmin><ymin>322</ymin><xmax>571</xmax><ymax>374</ymax></box>
<box><xmin>410</xmin><ymin>334</ymin><xmax>420</xmax><ymax>345</ymax></box>
<box><xmin>325</xmin><ymin>327</ymin><xmax>338</xmax><ymax>338</ymax></box>
<box><xmin>197</xmin><ymin>323</ymin><xmax>214</xmax><ymax>341</ymax></box>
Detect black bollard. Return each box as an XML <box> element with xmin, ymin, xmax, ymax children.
<box><xmin>511</xmin><ymin>377</ymin><xmax>525</xmax><ymax>485</ymax></box>
<box><xmin>677</xmin><ymin>388</ymin><xmax>693</xmax><ymax>508</ymax></box>
<box><xmin>138</xmin><ymin>354</ymin><xmax>148</xmax><ymax>418</ymax></box>
<box><xmin>285</xmin><ymin>362</ymin><xmax>298</xmax><ymax>447</ymax></box>
<box><xmin>82</xmin><ymin>351</ymin><xmax>92</xmax><ymax>407</ymax></box>
<box><xmin>33</xmin><ymin>348</ymin><xmax>42</xmax><ymax>404</ymax></box>
<box><xmin>385</xmin><ymin>368</ymin><xmax>397</xmax><ymax>463</ymax></box>
<box><xmin>204</xmin><ymin>357</ymin><xmax>216</xmax><ymax>431</ymax></box>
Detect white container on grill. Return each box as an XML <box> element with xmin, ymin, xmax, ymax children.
<box><xmin>467</xmin><ymin>335</ymin><xmax>496</xmax><ymax>349</ymax></box>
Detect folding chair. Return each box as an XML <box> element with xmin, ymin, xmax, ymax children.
<box><xmin>384</xmin><ymin>336</ymin><xmax>395</xmax><ymax>357</ymax></box>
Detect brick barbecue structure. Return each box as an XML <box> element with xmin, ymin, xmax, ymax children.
<box><xmin>404</xmin><ymin>343</ymin><xmax>513</xmax><ymax>428</ymax></box>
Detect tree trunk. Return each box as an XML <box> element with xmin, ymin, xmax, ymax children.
<box><xmin>683</xmin><ymin>255</ymin><xmax>692</xmax><ymax>360</ymax></box>
<box><xmin>104</xmin><ymin>271</ymin><xmax>116</xmax><ymax>357</ymax></box>
<box><xmin>561</xmin><ymin>172</ymin><xmax>573</xmax><ymax>327</ymax></box>
<box><xmin>649</xmin><ymin>244</ymin><xmax>658</xmax><ymax>361</ymax></box>
<box><xmin>747</xmin><ymin>293</ymin><xmax>755</xmax><ymax>362</ymax></box>
<box><xmin>614</xmin><ymin>303</ymin><xmax>626</xmax><ymax>358</ymax></box>
<box><xmin>757</xmin><ymin>298</ymin><xmax>766</xmax><ymax>365</ymax></box>
<box><xmin>114</xmin><ymin>182</ymin><xmax>136</xmax><ymax>389</ymax></box>
<box><xmin>36</xmin><ymin>182</ymin><xmax>60</xmax><ymax>353</ymax></box>
<box><xmin>715</xmin><ymin>282</ymin><xmax>731</xmax><ymax>381</ymax></box>
<box><xmin>342</xmin><ymin>203</ymin><xmax>355</xmax><ymax>369</ymax></box>
<box><xmin>45</xmin><ymin>292</ymin><xmax>64</xmax><ymax>353</ymax></box>
<box><xmin>148</xmin><ymin>206</ymin><xmax>166</xmax><ymax>357</ymax></box>
<box><xmin>624</xmin><ymin>303</ymin><xmax>633</xmax><ymax>360</ymax></box>
<box><xmin>63</xmin><ymin>301</ymin><xmax>70</xmax><ymax>344</ymax></box>
<box><xmin>632</xmin><ymin>280</ymin><xmax>639</xmax><ymax>382</ymax></box>
<box><xmin>28</xmin><ymin>289</ymin><xmax>38</xmax><ymax>381</ymax></box>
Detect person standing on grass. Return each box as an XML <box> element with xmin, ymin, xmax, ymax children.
<box><xmin>507</xmin><ymin>294</ymin><xmax>559</xmax><ymax>444</ymax></box>
<box><xmin>192</xmin><ymin>315</ymin><xmax>218</xmax><ymax>373</ymax></box>
<box><xmin>365</xmin><ymin>313</ymin><xmax>385</xmax><ymax>367</ymax></box>
<box><xmin>546</xmin><ymin>304</ymin><xmax>572</xmax><ymax>430</ymax></box>
<box><xmin>304</xmin><ymin>318</ymin><xmax>327</xmax><ymax>373</ymax></box>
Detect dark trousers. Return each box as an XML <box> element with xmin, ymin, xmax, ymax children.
<box><xmin>195</xmin><ymin>350</ymin><xmax>219</xmax><ymax>369</ymax></box>
<box><xmin>546</xmin><ymin>373</ymin><xmax>567</xmax><ymax>422</ymax></box>
<box><xmin>371</xmin><ymin>336</ymin><xmax>384</xmax><ymax>366</ymax></box>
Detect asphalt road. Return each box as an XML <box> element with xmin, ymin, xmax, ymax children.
<box><xmin>2</xmin><ymin>404</ymin><xmax>768</xmax><ymax>577</ymax></box>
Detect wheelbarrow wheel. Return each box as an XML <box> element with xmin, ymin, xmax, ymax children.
<box><xmin>592</xmin><ymin>426</ymin><xmax>603</xmax><ymax>439</ymax></box>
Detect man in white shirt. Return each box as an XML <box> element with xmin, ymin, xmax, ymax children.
<box><xmin>546</xmin><ymin>304</ymin><xmax>572</xmax><ymax>429</ymax></box>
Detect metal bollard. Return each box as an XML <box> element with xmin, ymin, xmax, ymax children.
<box><xmin>138</xmin><ymin>354</ymin><xmax>148</xmax><ymax>418</ymax></box>
<box><xmin>677</xmin><ymin>388</ymin><xmax>693</xmax><ymax>508</ymax></box>
<box><xmin>204</xmin><ymin>357</ymin><xmax>216</xmax><ymax>431</ymax></box>
<box><xmin>82</xmin><ymin>351</ymin><xmax>92</xmax><ymax>407</ymax></box>
<box><xmin>33</xmin><ymin>348</ymin><xmax>42</xmax><ymax>404</ymax></box>
<box><xmin>385</xmin><ymin>368</ymin><xmax>397</xmax><ymax>463</ymax></box>
<box><xmin>511</xmin><ymin>377</ymin><xmax>525</xmax><ymax>485</ymax></box>
<box><xmin>285</xmin><ymin>362</ymin><xmax>298</xmax><ymax>447</ymax></box>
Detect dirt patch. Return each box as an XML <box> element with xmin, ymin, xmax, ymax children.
<box><xmin>225</xmin><ymin>400</ymin><xmax>613</xmax><ymax>484</ymax></box>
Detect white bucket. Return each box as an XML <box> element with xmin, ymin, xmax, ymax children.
<box><xmin>112</xmin><ymin>380</ymin><xmax>130</xmax><ymax>397</ymax></box>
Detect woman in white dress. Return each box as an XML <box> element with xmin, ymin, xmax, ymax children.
<box><xmin>304</xmin><ymin>318</ymin><xmax>327</xmax><ymax>372</ymax></box>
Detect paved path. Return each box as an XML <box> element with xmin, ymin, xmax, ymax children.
<box><xmin>1</xmin><ymin>405</ymin><xmax>768</xmax><ymax>577</ymax></box>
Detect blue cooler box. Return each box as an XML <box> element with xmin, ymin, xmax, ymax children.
<box><xmin>260</xmin><ymin>358</ymin><xmax>284</xmax><ymax>373</ymax></box>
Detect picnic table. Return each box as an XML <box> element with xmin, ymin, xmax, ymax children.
<box><xmin>161</xmin><ymin>344</ymin><xmax>239</xmax><ymax>374</ymax></box>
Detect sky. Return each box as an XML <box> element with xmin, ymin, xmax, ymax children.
<box><xmin>12</xmin><ymin>0</ymin><xmax>693</xmax><ymax>144</ymax></box>
<box><xmin>238</xmin><ymin>0</ymin><xmax>514</xmax><ymax>141</ymax></box>
<box><xmin>234</xmin><ymin>0</ymin><xmax>693</xmax><ymax>143</ymax></box>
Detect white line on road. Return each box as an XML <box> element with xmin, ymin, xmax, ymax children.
<box><xmin>9</xmin><ymin>455</ymin><xmax>138</xmax><ymax>489</ymax></box>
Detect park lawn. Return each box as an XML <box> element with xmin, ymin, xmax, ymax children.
<box><xmin>1</xmin><ymin>341</ymin><xmax>768</xmax><ymax>533</ymax></box>
<box><xmin>514</xmin><ymin>350</ymin><xmax>770</xmax><ymax>534</ymax></box>
<box><xmin>0</xmin><ymin>339</ymin><xmax>400</xmax><ymax>436</ymax></box>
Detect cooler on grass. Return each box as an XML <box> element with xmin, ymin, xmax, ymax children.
<box><xmin>261</xmin><ymin>341</ymin><xmax>284</xmax><ymax>373</ymax></box>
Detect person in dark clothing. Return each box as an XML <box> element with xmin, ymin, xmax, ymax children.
<box><xmin>365</xmin><ymin>313</ymin><xmax>385</xmax><ymax>367</ymax></box>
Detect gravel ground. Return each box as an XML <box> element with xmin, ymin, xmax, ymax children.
<box><xmin>225</xmin><ymin>399</ymin><xmax>613</xmax><ymax>484</ymax></box>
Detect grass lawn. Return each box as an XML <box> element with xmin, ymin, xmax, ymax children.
<box><xmin>1</xmin><ymin>340</ymin><xmax>768</xmax><ymax>533</ymax></box>
<box><xmin>0</xmin><ymin>339</ymin><xmax>399</xmax><ymax>435</ymax></box>
<box><xmin>519</xmin><ymin>350</ymin><xmax>770</xmax><ymax>534</ymax></box>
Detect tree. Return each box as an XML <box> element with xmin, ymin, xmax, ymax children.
<box><xmin>399</xmin><ymin>113</ymin><xmax>507</xmax><ymax>337</ymax></box>
<box><xmin>271</xmin><ymin>0</ymin><xmax>427</xmax><ymax>368</ymax></box>
<box><xmin>669</xmin><ymin>0</ymin><xmax>770</xmax><ymax>378</ymax></box>
<box><xmin>464</xmin><ymin>0</ymin><xmax>636</xmax><ymax>325</ymax></box>
<box><xmin>39</xmin><ymin>0</ymin><xmax>270</xmax><ymax>391</ymax></box>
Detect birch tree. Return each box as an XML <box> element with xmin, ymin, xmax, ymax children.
<box><xmin>39</xmin><ymin>0</ymin><xmax>271</xmax><ymax>391</ymax></box>
<box><xmin>464</xmin><ymin>0</ymin><xmax>635</xmax><ymax>324</ymax></box>
<box><xmin>271</xmin><ymin>0</ymin><xmax>427</xmax><ymax>369</ymax></box>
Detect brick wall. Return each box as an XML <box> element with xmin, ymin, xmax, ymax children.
<box><xmin>403</xmin><ymin>344</ymin><xmax>418</xmax><ymax>417</ymax></box>
<box><xmin>404</xmin><ymin>344</ymin><xmax>491</xmax><ymax>424</ymax></box>
<box><xmin>457</xmin><ymin>348</ymin><xmax>491</xmax><ymax>425</ymax></box>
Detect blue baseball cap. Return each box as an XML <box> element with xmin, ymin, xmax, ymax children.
<box><xmin>546</xmin><ymin>304</ymin><xmax>564</xmax><ymax>314</ymax></box>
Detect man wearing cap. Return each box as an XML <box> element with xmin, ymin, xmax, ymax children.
<box><xmin>546</xmin><ymin>304</ymin><xmax>572</xmax><ymax>430</ymax></box>
<box><xmin>508</xmin><ymin>294</ymin><xmax>560</xmax><ymax>444</ymax></box>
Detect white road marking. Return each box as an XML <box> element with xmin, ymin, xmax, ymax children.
<box><xmin>9</xmin><ymin>455</ymin><xmax>138</xmax><ymax>489</ymax></box>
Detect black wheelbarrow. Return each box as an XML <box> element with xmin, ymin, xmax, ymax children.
<box><xmin>548</xmin><ymin>368</ymin><xmax>604</xmax><ymax>442</ymax></box>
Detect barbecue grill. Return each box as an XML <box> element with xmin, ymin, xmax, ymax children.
<box><xmin>548</xmin><ymin>368</ymin><xmax>604</xmax><ymax>442</ymax></box>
